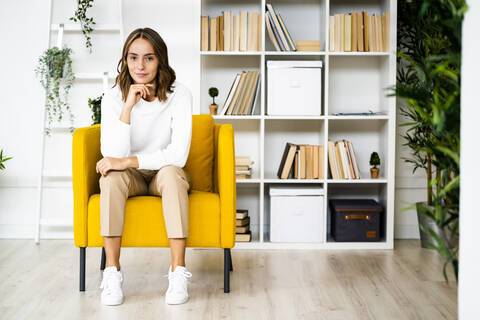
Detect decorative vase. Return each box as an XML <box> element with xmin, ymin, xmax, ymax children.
<box><xmin>209</xmin><ymin>104</ymin><xmax>218</xmax><ymax>115</ymax></box>
<box><xmin>370</xmin><ymin>167</ymin><xmax>379</xmax><ymax>179</ymax></box>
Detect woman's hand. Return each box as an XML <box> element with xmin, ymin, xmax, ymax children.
<box><xmin>125</xmin><ymin>83</ymin><xmax>155</xmax><ymax>108</ymax></box>
<box><xmin>96</xmin><ymin>157</ymin><xmax>129</xmax><ymax>177</ymax></box>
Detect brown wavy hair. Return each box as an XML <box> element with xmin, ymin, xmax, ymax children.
<box><xmin>114</xmin><ymin>27</ymin><xmax>176</xmax><ymax>103</ymax></box>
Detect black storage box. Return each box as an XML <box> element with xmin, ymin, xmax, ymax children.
<box><xmin>329</xmin><ymin>199</ymin><xmax>383</xmax><ymax>242</ymax></box>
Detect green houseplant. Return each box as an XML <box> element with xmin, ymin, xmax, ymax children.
<box><xmin>88</xmin><ymin>94</ymin><xmax>103</xmax><ymax>125</ymax></box>
<box><xmin>388</xmin><ymin>0</ymin><xmax>467</xmax><ymax>282</ymax></box>
<box><xmin>0</xmin><ymin>149</ymin><xmax>13</xmax><ymax>170</ymax></box>
<box><xmin>208</xmin><ymin>87</ymin><xmax>219</xmax><ymax>115</ymax></box>
<box><xmin>69</xmin><ymin>0</ymin><xmax>96</xmax><ymax>53</ymax></box>
<box><xmin>34</xmin><ymin>46</ymin><xmax>76</xmax><ymax>135</ymax></box>
<box><xmin>369</xmin><ymin>152</ymin><xmax>380</xmax><ymax>179</ymax></box>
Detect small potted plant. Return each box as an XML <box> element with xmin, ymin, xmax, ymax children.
<box><xmin>0</xmin><ymin>149</ymin><xmax>13</xmax><ymax>171</ymax></box>
<box><xmin>208</xmin><ymin>87</ymin><xmax>219</xmax><ymax>115</ymax></box>
<box><xmin>34</xmin><ymin>46</ymin><xmax>76</xmax><ymax>135</ymax></box>
<box><xmin>369</xmin><ymin>152</ymin><xmax>380</xmax><ymax>179</ymax></box>
<box><xmin>88</xmin><ymin>93</ymin><xmax>103</xmax><ymax>125</ymax></box>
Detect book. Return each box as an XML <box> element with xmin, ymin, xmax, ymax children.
<box><xmin>329</xmin><ymin>16</ymin><xmax>335</xmax><ymax>51</ymax></box>
<box><xmin>236</xmin><ymin>209</ymin><xmax>248</xmax><ymax>219</ymax></box>
<box><xmin>266</xmin><ymin>4</ymin><xmax>290</xmax><ymax>51</ymax></box>
<box><xmin>267</xmin><ymin>10</ymin><xmax>286</xmax><ymax>51</ymax></box>
<box><xmin>201</xmin><ymin>16</ymin><xmax>209</xmax><ymax>51</ymax></box>
<box><xmin>277</xmin><ymin>142</ymin><xmax>298</xmax><ymax>179</ymax></box>
<box><xmin>236</xmin><ymin>231</ymin><xmax>251</xmax><ymax>242</ymax></box>
<box><xmin>277</xmin><ymin>13</ymin><xmax>296</xmax><ymax>51</ymax></box>
<box><xmin>265</xmin><ymin>10</ymin><xmax>281</xmax><ymax>51</ymax></box>
<box><xmin>220</xmin><ymin>74</ymin><xmax>241</xmax><ymax>115</ymax></box>
<box><xmin>236</xmin><ymin>225</ymin><xmax>250</xmax><ymax>233</ymax></box>
<box><xmin>345</xmin><ymin>14</ymin><xmax>352</xmax><ymax>52</ymax></box>
<box><xmin>240</xmin><ymin>11</ymin><xmax>247</xmax><ymax>51</ymax></box>
<box><xmin>306</xmin><ymin>145</ymin><xmax>312</xmax><ymax>179</ymax></box>
<box><xmin>236</xmin><ymin>216</ymin><xmax>250</xmax><ymax>227</ymax></box>
<box><xmin>318</xmin><ymin>145</ymin><xmax>324</xmax><ymax>179</ymax></box>
<box><xmin>236</xmin><ymin>156</ymin><xmax>253</xmax><ymax>166</ymax></box>
<box><xmin>224</xmin><ymin>11</ymin><xmax>231</xmax><ymax>51</ymax></box>
<box><xmin>296</xmin><ymin>40</ymin><xmax>321</xmax><ymax>52</ymax></box>
<box><xmin>227</xmin><ymin>71</ymin><xmax>247</xmax><ymax>115</ymax></box>
<box><xmin>348</xmin><ymin>140</ymin><xmax>361</xmax><ymax>179</ymax></box>
<box><xmin>210</xmin><ymin>17</ymin><xmax>217</xmax><ymax>51</ymax></box>
<box><xmin>363</xmin><ymin>11</ymin><xmax>369</xmax><ymax>52</ymax></box>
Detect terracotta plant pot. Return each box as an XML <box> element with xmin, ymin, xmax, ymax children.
<box><xmin>370</xmin><ymin>167</ymin><xmax>379</xmax><ymax>179</ymax></box>
<box><xmin>209</xmin><ymin>104</ymin><xmax>218</xmax><ymax>115</ymax></box>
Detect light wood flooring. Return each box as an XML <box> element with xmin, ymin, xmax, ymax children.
<box><xmin>0</xmin><ymin>240</ymin><xmax>457</xmax><ymax>320</ymax></box>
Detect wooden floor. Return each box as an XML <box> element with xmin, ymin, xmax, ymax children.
<box><xmin>0</xmin><ymin>240</ymin><xmax>457</xmax><ymax>320</ymax></box>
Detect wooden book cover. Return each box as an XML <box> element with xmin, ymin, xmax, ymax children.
<box><xmin>329</xmin><ymin>16</ymin><xmax>335</xmax><ymax>51</ymax></box>
<box><xmin>351</xmin><ymin>12</ymin><xmax>357</xmax><ymax>51</ymax></box>
<box><xmin>345</xmin><ymin>14</ymin><xmax>352</xmax><ymax>52</ymax></box>
<box><xmin>210</xmin><ymin>17</ymin><xmax>217</xmax><ymax>51</ymax></box>
<box><xmin>327</xmin><ymin>140</ymin><xmax>338</xmax><ymax>179</ymax></box>
<box><xmin>219</xmin><ymin>15</ymin><xmax>224</xmax><ymax>51</ymax></box>
<box><xmin>385</xmin><ymin>12</ymin><xmax>390</xmax><ymax>51</ymax></box>
<box><xmin>266</xmin><ymin>11</ymin><xmax>281</xmax><ymax>51</ymax></box>
<box><xmin>227</xmin><ymin>71</ymin><xmax>247</xmax><ymax>115</ymax></box>
<box><xmin>334</xmin><ymin>14</ymin><xmax>341</xmax><ymax>52</ymax></box>
<box><xmin>318</xmin><ymin>145</ymin><xmax>325</xmax><ymax>179</ymax></box>
<box><xmin>299</xmin><ymin>145</ymin><xmax>306</xmax><ymax>179</ymax></box>
<box><xmin>307</xmin><ymin>145</ymin><xmax>314</xmax><ymax>179</ymax></box>
<box><xmin>340</xmin><ymin>14</ymin><xmax>345</xmax><ymax>51</ymax></box>
<box><xmin>335</xmin><ymin>142</ymin><xmax>345</xmax><ymax>179</ymax></box>
<box><xmin>236</xmin><ymin>225</ymin><xmax>250</xmax><ymax>233</ymax></box>
<box><xmin>201</xmin><ymin>16</ymin><xmax>209</xmax><ymax>51</ymax></box>
<box><xmin>241</xmin><ymin>71</ymin><xmax>259</xmax><ymax>114</ymax></box>
<box><xmin>234</xmin><ymin>71</ymin><xmax>253</xmax><ymax>114</ymax></box>
<box><xmin>363</xmin><ymin>12</ymin><xmax>369</xmax><ymax>52</ymax></box>
<box><xmin>357</xmin><ymin>12</ymin><xmax>364</xmax><ymax>51</ymax></box>
<box><xmin>266</xmin><ymin>4</ymin><xmax>290</xmax><ymax>51</ymax></box>
<box><xmin>236</xmin><ymin>216</ymin><xmax>250</xmax><ymax>227</ymax></box>
<box><xmin>224</xmin><ymin>12</ymin><xmax>231</xmax><ymax>51</ymax></box>
<box><xmin>313</xmin><ymin>145</ymin><xmax>319</xmax><ymax>179</ymax></box>
<box><xmin>240</xmin><ymin>11</ymin><xmax>247</xmax><ymax>51</ymax></box>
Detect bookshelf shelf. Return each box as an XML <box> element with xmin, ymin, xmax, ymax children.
<box><xmin>199</xmin><ymin>0</ymin><xmax>396</xmax><ymax>249</ymax></box>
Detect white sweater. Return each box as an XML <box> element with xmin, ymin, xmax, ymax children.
<box><xmin>100</xmin><ymin>81</ymin><xmax>193</xmax><ymax>170</ymax></box>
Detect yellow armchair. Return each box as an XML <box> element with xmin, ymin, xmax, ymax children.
<box><xmin>72</xmin><ymin>114</ymin><xmax>236</xmax><ymax>293</ymax></box>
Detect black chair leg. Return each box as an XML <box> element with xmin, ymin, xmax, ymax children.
<box><xmin>227</xmin><ymin>248</ymin><xmax>233</xmax><ymax>271</ymax></box>
<box><xmin>80</xmin><ymin>247</ymin><xmax>86</xmax><ymax>292</ymax></box>
<box><xmin>224</xmin><ymin>248</ymin><xmax>231</xmax><ymax>293</ymax></box>
<box><xmin>100</xmin><ymin>247</ymin><xmax>106</xmax><ymax>270</ymax></box>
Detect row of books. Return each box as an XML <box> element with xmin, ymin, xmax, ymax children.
<box><xmin>236</xmin><ymin>156</ymin><xmax>254</xmax><ymax>179</ymax></box>
<box><xmin>277</xmin><ymin>143</ymin><xmax>325</xmax><ymax>179</ymax></box>
<box><xmin>264</xmin><ymin>3</ymin><xmax>296</xmax><ymax>52</ymax></box>
<box><xmin>329</xmin><ymin>12</ymin><xmax>390</xmax><ymax>52</ymax></box>
<box><xmin>218</xmin><ymin>71</ymin><xmax>260</xmax><ymax>116</ymax></box>
<box><xmin>201</xmin><ymin>11</ymin><xmax>261</xmax><ymax>51</ymax></box>
<box><xmin>328</xmin><ymin>140</ymin><xmax>361</xmax><ymax>179</ymax></box>
<box><xmin>236</xmin><ymin>209</ymin><xmax>251</xmax><ymax>242</ymax></box>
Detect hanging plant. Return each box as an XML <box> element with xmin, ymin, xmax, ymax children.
<box><xmin>34</xmin><ymin>46</ymin><xmax>76</xmax><ymax>135</ymax></box>
<box><xmin>69</xmin><ymin>0</ymin><xmax>96</xmax><ymax>53</ymax></box>
<box><xmin>88</xmin><ymin>93</ymin><xmax>103</xmax><ymax>125</ymax></box>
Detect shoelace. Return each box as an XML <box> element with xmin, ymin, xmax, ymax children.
<box><xmin>164</xmin><ymin>268</ymin><xmax>192</xmax><ymax>293</ymax></box>
<box><xmin>100</xmin><ymin>271</ymin><xmax>123</xmax><ymax>295</ymax></box>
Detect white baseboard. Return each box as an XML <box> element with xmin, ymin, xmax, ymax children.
<box><xmin>0</xmin><ymin>224</ymin><xmax>73</xmax><ymax>239</ymax></box>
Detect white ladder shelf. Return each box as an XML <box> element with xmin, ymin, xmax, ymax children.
<box><xmin>35</xmin><ymin>0</ymin><xmax>125</xmax><ymax>243</ymax></box>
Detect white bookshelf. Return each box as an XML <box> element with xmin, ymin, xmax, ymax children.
<box><xmin>200</xmin><ymin>0</ymin><xmax>397</xmax><ymax>249</ymax></box>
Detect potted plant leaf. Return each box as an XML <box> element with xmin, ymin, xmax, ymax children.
<box><xmin>88</xmin><ymin>94</ymin><xmax>103</xmax><ymax>125</ymax></box>
<box><xmin>208</xmin><ymin>87</ymin><xmax>219</xmax><ymax>115</ymax></box>
<box><xmin>70</xmin><ymin>0</ymin><xmax>96</xmax><ymax>53</ymax></box>
<box><xmin>0</xmin><ymin>149</ymin><xmax>13</xmax><ymax>171</ymax></box>
<box><xmin>387</xmin><ymin>0</ymin><xmax>467</xmax><ymax>282</ymax></box>
<box><xmin>369</xmin><ymin>152</ymin><xmax>380</xmax><ymax>179</ymax></box>
<box><xmin>34</xmin><ymin>46</ymin><xmax>76</xmax><ymax>135</ymax></box>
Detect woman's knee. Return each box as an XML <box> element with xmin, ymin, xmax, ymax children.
<box><xmin>99</xmin><ymin>170</ymin><xmax>130</xmax><ymax>188</ymax></box>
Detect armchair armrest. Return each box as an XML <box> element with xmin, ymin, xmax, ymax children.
<box><xmin>72</xmin><ymin>124</ymin><xmax>102</xmax><ymax>247</ymax></box>
<box><xmin>215</xmin><ymin>124</ymin><xmax>237</xmax><ymax>248</ymax></box>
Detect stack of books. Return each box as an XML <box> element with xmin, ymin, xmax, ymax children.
<box><xmin>236</xmin><ymin>156</ymin><xmax>254</xmax><ymax>179</ymax></box>
<box><xmin>328</xmin><ymin>11</ymin><xmax>390</xmax><ymax>52</ymax></box>
<box><xmin>327</xmin><ymin>140</ymin><xmax>361</xmax><ymax>179</ymax></box>
<box><xmin>201</xmin><ymin>11</ymin><xmax>261</xmax><ymax>51</ymax></box>
<box><xmin>265</xmin><ymin>3</ymin><xmax>297</xmax><ymax>51</ymax></box>
<box><xmin>236</xmin><ymin>209</ymin><xmax>251</xmax><ymax>242</ymax></box>
<box><xmin>219</xmin><ymin>71</ymin><xmax>260</xmax><ymax>116</ymax></box>
<box><xmin>277</xmin><ymin>142</ymin><xmax>325</xmax><ymax>179</ymax></box>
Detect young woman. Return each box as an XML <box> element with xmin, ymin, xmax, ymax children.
<box><xmin>95</xmin><ymin>27</ymin><xmax>193</xmax><ymax>306</ymax></box>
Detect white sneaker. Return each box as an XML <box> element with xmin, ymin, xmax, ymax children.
<box><xmin>100</xmin><ymin>266</ymin><xmax>124</xmax><ymax>306</ymax></box>
<box><xmin>165</xmin><ymin>265</ymin><xmax>192</xmax><ymax>305</ymax></box>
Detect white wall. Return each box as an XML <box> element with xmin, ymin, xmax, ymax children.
<box><xmin>0</xmin><ymin>0</ymin><xmax>420</xmax><ymax>239</ymax></box>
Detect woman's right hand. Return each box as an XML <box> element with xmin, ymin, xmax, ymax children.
<box><xmin>125</xmin><ymin>83</ymin><xmax>154</xmax><ymax>108</ymax></box>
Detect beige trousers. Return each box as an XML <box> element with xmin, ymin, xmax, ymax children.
<box><xmin>99</xmin><ymin>165</ymin><xmax>192</xmax><ymax>238</ymax></box>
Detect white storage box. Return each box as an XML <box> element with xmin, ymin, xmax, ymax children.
<box><xmin>267</xmin><ymin>60</ymin><xmax>323</xmax><ymax>116</ymax></box>
<box><xmin>269</xmin><ymin>185</ymin><xmax>324</xmax><ymax>242</ymax></box>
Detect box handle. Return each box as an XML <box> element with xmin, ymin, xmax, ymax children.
<box><xmin>344</xmin><ymin>214</ymin><xmax>371</xmax><ymax>221</ymax></box>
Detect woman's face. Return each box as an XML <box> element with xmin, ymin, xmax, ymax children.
<box><xmin>127</xmin><ymin>38</ymin><xmax>159</xmax><ymax>86</ymax></box>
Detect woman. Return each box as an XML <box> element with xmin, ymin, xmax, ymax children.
<box><xmin>95</xmin><ymin>27</ymin><xmax>193</xmax><ymax>306</ymax></box>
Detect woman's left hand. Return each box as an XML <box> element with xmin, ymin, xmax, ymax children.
<box><xmin>96</xmin><ymin>157</ymin><xmax>128</xmax><ymax>177</ymax></box>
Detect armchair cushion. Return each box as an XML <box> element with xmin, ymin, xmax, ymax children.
<box><xmin>184</xmin><ymin>114</ymin><xmax>214</xmax><ymax>192</ymax></box>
